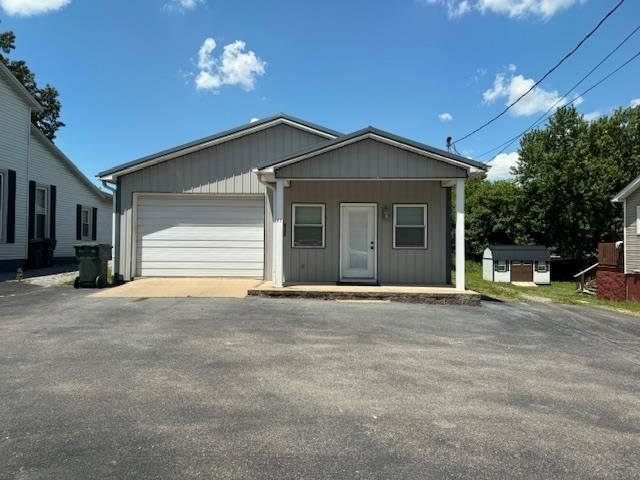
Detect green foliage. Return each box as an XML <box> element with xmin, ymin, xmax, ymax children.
<box><xmin>0</xmin><ymin>27</ymin><xmax>64</xmax><ymax>140</ymax></box>
<box><xmin>514</xmin><ymin>105</ymin><xmax>640</xmax><ymax>259</ymax></box>
<box><xmin>465</xmin><ymin>177</ymin><xmax>526</xmax><ymax>259</ymax></box>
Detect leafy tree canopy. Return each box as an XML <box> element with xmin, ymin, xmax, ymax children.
<box><xmin>1</xmin><ymin>27</ymin><xmax>64</xmax><ymax>140</ymax></box>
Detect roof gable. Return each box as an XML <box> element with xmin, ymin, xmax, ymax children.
<box><xmin>98</xmin><ymin>114</ymin><xmax>340</xmax><ymax>181</ymax></box>
<box><xmin>259</xmin><ymin>127</ymin><xmax>488</xmax><ymax>178</ymax></box>
<box><xmin>612</xmin><ymin>174</ymin><xmax>640</xmax><ymax>202</ymax></box>
<box><xmin>0</xmin><ymin>62</ymin><xmax>42</xmax><ymax>111</ymax></box>
<box><xmin>30</xmin><ymin>125</ymin><xmax>110</xmax><ymax>201</ymax></box>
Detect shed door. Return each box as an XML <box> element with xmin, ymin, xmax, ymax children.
<box><xmin>136</xmin><ymin>195</ymin><xmax>264</xmax><ymax>277</ymax></box>
<box><xmin>511</xmin><ymin>261</ymin><xmax>533</xmax><ymax>282</ymax></box>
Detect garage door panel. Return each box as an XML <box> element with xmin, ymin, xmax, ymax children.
<box><xmin>136</xmin><ymin>195</ymin><xmax>264</xmax><ymax>277</ymax></box>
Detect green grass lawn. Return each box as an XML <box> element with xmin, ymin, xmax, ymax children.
<box><xmin>461</xmin><ymin>261</ymin><xmax>640</xmax><ymax>315</ymax></box>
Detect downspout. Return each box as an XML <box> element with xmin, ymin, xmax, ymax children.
<box><xmin>101</xmin><ymin>179</ymin><xmax>120</xmax><ymax>284</ymax></box>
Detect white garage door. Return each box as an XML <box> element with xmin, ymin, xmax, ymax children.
<box><xmin>136</xmin><ymin>195</ymin><xmax>264</xmax><ymax>277</ymax></box>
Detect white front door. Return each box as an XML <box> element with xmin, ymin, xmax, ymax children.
<box><xmin>340</xmin><ymin>203</ymin><xmax>377</xmax><ymax>282</ymax></box>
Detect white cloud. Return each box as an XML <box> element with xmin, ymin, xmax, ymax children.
<box><xmin>487</xmin><ymin>151</ymin><xmax>519</xmax><ymax>181</ymax></box>
<box><xmin>438</xmin><ymin>112</ymin><xmax>453</xmax><ymax>122</ymax></box>
<box><xmin>583</xmin><ymin>111</ymin><xmax>602</xmax><ymax>121</ymax></box>
<box><xmin>250</xmin><ymin>117</ymin><xmax>260</xmax><ymax>123</ymax></box>
<box><xmin>631</xmin><ymin>98</ymin><xmax>640</xmax><ymax>108</ymax></box>
<box><xmin>421</xmin><ymin>0</ymin><xmax>581</xmax><ymax>19</ymax></box>
<box><xmin>164</xmin><ymin>0</ymin><xmax>203</xmax><ymax>13</ymax></box>
<box><xmin>482</xmin><ymin>65</ymin><xmax>574</xmax><ymax>117</ymax></box>
<box><xmin>194</xmin><ymin>38</ymin><xmax>267</xmax><ymax>92</ymax></box>
<box><xmin>0</xmin><ymin>0</ymin><xmax>70</xmax><ymax>16</ymax></box>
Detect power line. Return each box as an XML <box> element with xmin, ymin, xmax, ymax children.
<box><xmin>478</xmin><ymin>24</ymin><xmax>640</xmax><ymax>161</ymax></box>
<box><xmin>483</xmin><ymin>48</ymin><xmax>640</xmax><ymax>162</ymax></box>
<box><xmin>451</xmin><ymin>0</ymin><xmax>626</xmax><ymax>147</ymax></box>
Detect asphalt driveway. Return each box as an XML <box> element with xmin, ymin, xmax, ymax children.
<box><xmin>0</xmin><ymin>283</ymin><xmax>639</xmax><ymax>479</ymax></box>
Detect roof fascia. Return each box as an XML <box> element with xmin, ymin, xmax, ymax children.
<box><xmin>612</xmin><ymin>174</ymin><xmax>640</xmax><ymax>202</ymax></box>
<box><xmin>0</xmin><ymin>62</ymin><xmax>43</xmax><ymax>111</ymax></box>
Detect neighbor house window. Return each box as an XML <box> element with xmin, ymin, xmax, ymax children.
<box><xmin>637</xmin><ymin>206</ymin><xmax>640</xmax><ymax>234</ymax></box>
<box><xmin>535</xmin><ymin>261</ymin><xmax>549</xmax><ymax>273</ymax></box>
<box><xmin>393</xmin><ymin>204</ymin><xmax>427</xmax><ymax>248</ymax></box>
<box><xmin>495</xmin><ymin>260</ymin><xmax>508</xmax><ymax>272</ymax></box>
<box><xmin>81</xmin><ymin>207</ymin><xmax>91</xmax><ymax>239</ymax></box>
<box><xmin>35</xmin><ymin>186</ymin><xmax>48</xmax><ymax>239</ymax></box>
<box><xmin>292</xmin><ymin>204</ymin><xmax>325</xmax><ymax>247</ymax></box>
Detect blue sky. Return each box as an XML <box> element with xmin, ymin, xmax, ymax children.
<box><xmin>2</xmin><ymin>0</ymin><xmax>639</xmax><ymax>182</ymax></box>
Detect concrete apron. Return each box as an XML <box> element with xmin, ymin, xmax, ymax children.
<box><xmin>89</xmin><ymin>278</ymin><xmax>263</xmax><ymax>299</ymax></box>
<box><xmin>248</xmin><ymin>282</ymin><xmax>481</xmax><ymax>306</ymax></box>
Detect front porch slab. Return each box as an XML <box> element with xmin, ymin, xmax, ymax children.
<box><xmin>248</xmin><ymin>282</ymin><xmax>481</xmax><ymax>305</ymax></box>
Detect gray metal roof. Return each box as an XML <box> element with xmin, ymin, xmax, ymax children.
<box><xmin>97</xmin><ymin>113</ymin><xmax>342</xmax><ymax>180</ymax></box>
<box><xmin>486</xmin><ymin>245</ymin><xmax>550</xmax><ymax>262</ymax></box>
<box><xmin>258</xmin><ymin>126</ymin><xmax>488</xmax><ymax>172</ymax></box>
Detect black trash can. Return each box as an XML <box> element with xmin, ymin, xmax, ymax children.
<box><xmin>74</xmin><ymin>243</ymin><xmax>112</xmax><ymax>288</ymax></box>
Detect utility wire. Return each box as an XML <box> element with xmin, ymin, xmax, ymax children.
<box><xmin>478</xmin><ymin>24</ymin><xmax>640</xmax><ymax>161</ymax></box>
<box><xmin>451</xmin><ymin>0</ymin><xmax>626</xmax><ymax>147</ymax></box>
<box><xmin>482</xmin><ymin>48</ymin><xmax>640</xmax><ymax>161</ymax></box>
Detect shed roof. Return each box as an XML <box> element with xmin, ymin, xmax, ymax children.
<box><xmin>97</xmin><ymin>113</ymin><xmax>341</xmax><ymax>181</ymax></box>
<box><xmin>486</xmin><ymin>245</ymin><xmax>550</xmax><ymax>262</ymax></box>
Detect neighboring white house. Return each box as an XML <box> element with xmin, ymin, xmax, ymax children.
<box><xmin>482</xmin><ymin>245</ymin><xmax>551</xmax><ymax>285</ymax></box>
<box><xmin>0</xmin><ymin>62</ymin><xmax>111</xmax><ymax>272</ymax></box>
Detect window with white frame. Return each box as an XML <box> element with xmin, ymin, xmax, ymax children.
<box><xmin>495</xmin><ymin>260</ymin><xmax>508</xmax><ymax>272</ymax></box>
<box><xmin>81</xmin><ymin>207</ymin><xmax>91</xmax><ymax>239</ymax></box>
<box><xmin>35</xmin><ymin>186</ymin><xmax>48</xmax><ymax>239</ymax></box>
<box><xmin>292</xmin><ymin>204</ymin><xmax>325</xmax><ymax>247</ymax></box>
<box><xmin>637</xmin><ymin>206</ymin><xmax>640</xmax><ymax>234</ymax></box>
<box><xmin>393</xmin><ymin>204</ymin><xmax>427</xmax><ymax>248</ymax></box>
<box><xmin>535</xmin><ymin>261</ymin><xmax>549</xmax><ymax>273</ymax></box>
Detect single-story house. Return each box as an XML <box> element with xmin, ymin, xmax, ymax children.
<box><xmin>482</xmin><ymin>245</ymin><xmax>551</xmax><ymax>285</ymax></box>
<box><xmin>598</xmin><ymin>175</ymin><xmax>640</xmax><ymax>301</ymax></box>
<box><xmin>0</xmin><ymin>62</ymin><xmax>112</xmax><ymax>272</ymax></box>
<box><xmin>98</xmin><ymin>114</ymin><xmax>487</xmax><ymax>289</ymax></box>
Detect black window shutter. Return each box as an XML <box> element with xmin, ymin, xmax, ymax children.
<box><xmin>6</xmin><ymin>170</ymin><xmax>16</xmax><ymax>243</ymax></box>
<box><xmin>91</xmin><ymin>208</ymin><xmax>97</xmax><ymax>241</ymax></box>
<box><xmin>28</xmin><ymin>181</ymin><xmax>36</xmax><ymax>240</ymax></box>
<box><xmin>49</xmin><ymin>185</ymin><xmax>56</xmax><ymax>240</ymax></box>
<box><xmin>76</xmin><ymin>204</ymin><xmax>82</xmax><ymax>241</ymax></box>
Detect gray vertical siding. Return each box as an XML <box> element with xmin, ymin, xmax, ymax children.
<box><xmin>117</xmin><ymin>123</ymin><xmax>329</xmax><ymax>279</ymax></box>
<box><xmin>625</xmin><ymin>189</ymin><xmax>640</xmax><ymax>272</ymax></box>
<box><xmin>283</xmin><ymin>181</ymin><xmax>449</xmax><ymax>284</ymax></box>
<box><xmin>276</xmin><ymin>139</ymin><xmax>467</xmax><ymax>179</ymax></box>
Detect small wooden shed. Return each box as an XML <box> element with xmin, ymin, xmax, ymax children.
<box><xmin>482</xmin><ymin>245</ymin><xmax>551</xmax><ymax>285</ymax></box>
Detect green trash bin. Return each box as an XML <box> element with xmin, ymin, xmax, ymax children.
<box><xmin>74</xmin><ymin>243</ymin><xmax>112</xmax><ymax>288</ymax></box>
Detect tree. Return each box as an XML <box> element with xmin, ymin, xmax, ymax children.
<box><xmin>1</xmin><ymin>28</ymin><xmax>64</xmax><ymax>140</ymax></box>
<box><xmin>513</xmin><ymin>105</ymin><xmax>640</xmax><ymax>259</ymax></box>
<box><xmin>464</xmin><ymin>177</ymin><xmax>526</xmax><ymax>259</ymax></box>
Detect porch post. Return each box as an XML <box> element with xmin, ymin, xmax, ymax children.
<box><xmin>455</xmin><ymin>178</ymin><xmax>466</xmax><ymax>291</ymax></box>
<box><xmin>273</xmin><ymin>179</ymin><xmax>285</xmax><ymax>287</ymax></box>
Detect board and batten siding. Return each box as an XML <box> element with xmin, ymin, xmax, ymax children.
<box><xmin>0</xmin><ymin>74</ymin><xmax>31</xmax><ymax>262</ymax></box>
<box><xmin>118</xmin><ymin>123</ymin><xmax>329</xmax><ymax>279</ymax></box>
<box><xmin>283</xmin><ymin>180</ymin><xmax>449</xmax><ymax>284</ymax></box>
<box><xmin>625</xmin><ymin>188</ymin><xmax>640</xmax><ymax>272</ymax></box>
<box><xmin>28</xmin><ymin>132</ymin><xmax>111</xmax><ymax>258</ymax></box>
<box><xmin>276</xmin><ymin>139</ymin><xmax>468</xmax><ymax>179</ymax></box>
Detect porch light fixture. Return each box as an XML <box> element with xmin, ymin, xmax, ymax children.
<box><xmin>382</xmin><ymin>206</ymin><xmax>391</xmax><ymax>220</ymax></box>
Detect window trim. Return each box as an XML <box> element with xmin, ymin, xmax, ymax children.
<box><xmin>495</xmin><ymin>260</ymin><xmax>509</xmax><ymax>272</ymax></box>
<box><xmin>534</xmin><ymin>260</ymin><xmax>549</xmax><ymax>273</ymax></box>
<box><xmin>34</xmin><ymin>185</ymin><xmax>48</xmax><ymax>239</ymax></box>
<box><xmin>636</xmin><ymin>206</ymin><xmax>640</xmax><ymax>235</ymax></box>
<box><xmin>292</xmin><ymin>203</ymin><xmax>325</xmax><ymax>248</ymax></box>
<box><xmin>81</xmin><ymin>206</ymin><xmax>92</xmax><ymax>240</ymax></box>
<box><xmin>393</xmin><ymin>204</ymin><xmax>428</xmax><ymax>249</ymax></box>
